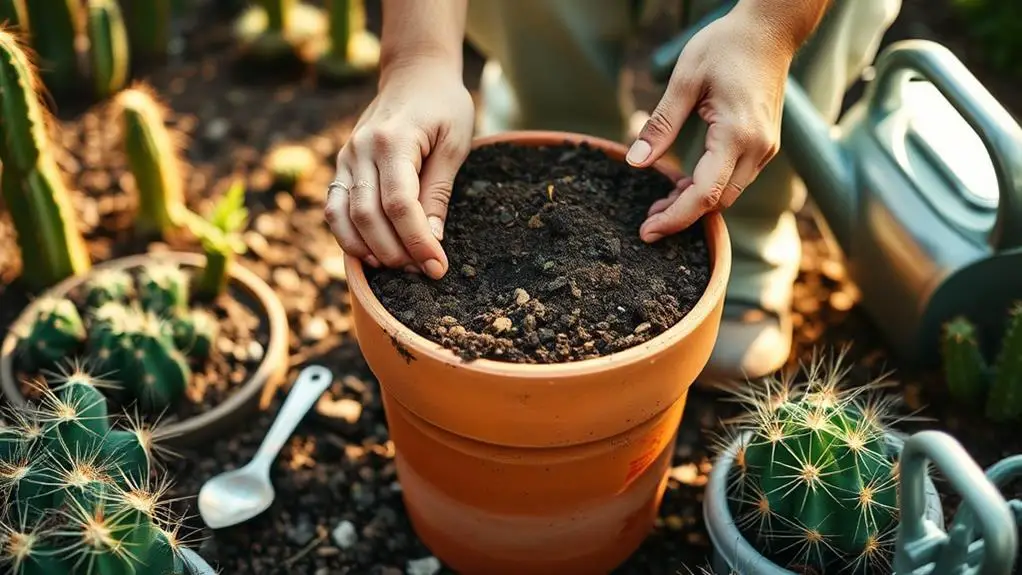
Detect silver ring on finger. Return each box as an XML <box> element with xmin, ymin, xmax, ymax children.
<box><xmin>327</xmin><ymin>178</ymin><xmax>349</xmax><ymax>196</ymax></box>
<box><xmin>351</xmin><ymin>179</ymin><xmax>374</xmax><ymax>192</ymax></box>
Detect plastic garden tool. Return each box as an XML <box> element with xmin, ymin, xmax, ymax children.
<box><xmin>651</xmin><ymin>13</ymin><xmax>1022</xmax><ymax>369</ymax></box>
<box><xmin>198</xmin><ymin>364</ymin><xmax>334</xmax><ymax>529</ymax></box>
<box><xmin>894</xmin><ymin>431</ymin><xmax>1019</xmax><ymax>574</ymax></box>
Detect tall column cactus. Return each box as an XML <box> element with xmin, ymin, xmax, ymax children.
<box><xmin>0</xmin><ymin>30</ymin><xmax>90</xmax><ymax>289</ymax></box>
<box><xmin>86</xmin><ymin>0</ymin><xmax>130</xmax><ymax>99</ymax></box>
<box><xmin>316</xmin><ymin>0</ymin><xmax>379</xmax><ymax>82</ymax></box>
<box><xmin>113</xmin><ymin>85</ymin><xmax>187</xmax><ymax>238</ymax></box>
<box><xmin>262</xmin><ymin>0</ymin><xmax>294</xmax><ymax>32</ymax></box>
<box><xmin>21</xmin><ymin>0</ymin><xmax>82</xmax><ymax>94</ymax></box>
<box><xmin>122</xmin><ymin>0</ymin><xmax>170</xmax><ymax>62</ymax></box>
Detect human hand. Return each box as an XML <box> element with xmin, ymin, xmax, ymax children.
<box><xmin>326</xmin><ymin>59</ymin><xmax>475</xmax><ymax>279</ymax></box>
<box><xmin>626</xmin><ymin>5</ymin><xmax>796</xmax><ymax>242</ymax></box>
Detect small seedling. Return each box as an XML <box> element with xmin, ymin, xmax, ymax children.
<box><xmin>191</xmin><ymin>179</ymin><xmax>249</xmax><ymax>300</ymax></box>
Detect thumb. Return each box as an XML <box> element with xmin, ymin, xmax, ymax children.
<box><xmin>418</xmin><ymin>144</ymin><xmax>468</xmax><ymax>241</ymax></box>
<box><xmin>626</xmin><ymin>68</ymin><xmax>699</xmax><ymax>168</ymax></box>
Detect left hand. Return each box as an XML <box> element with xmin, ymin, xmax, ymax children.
<box><xmin>626</xmin><ymin>6</ymin><xmax>796</xmax><ymax>242</ymax></box>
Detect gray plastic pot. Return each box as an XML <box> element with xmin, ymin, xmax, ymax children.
<box><xmin>704</xmin><ymin>430</ymin><xmax>945</xmax><ymax>574</ymax></box>
<box><xmin>181</xmin><ymin>548</ymin><xmax>217</xmax><ymax>574</ymax></box>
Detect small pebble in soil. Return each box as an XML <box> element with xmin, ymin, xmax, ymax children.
<box><xmin>331</xmin><ymin>520</ymin><xmax>358</xmax><ymax>549</ymax></box>
<box><xmin>406</xmin><ymin>556</ymin><xmax>442</xmax><ymax>575</ymax></box>
<box><xmin>368</xmin><ymin>142</ymin><xmax>711</xmax><ymax>364</ymax></box>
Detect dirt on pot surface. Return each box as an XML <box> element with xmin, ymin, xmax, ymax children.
<box><xmin>368</xmin><ymin>142</ymin><xmax>711</xmax><ymax>364</ymax></box>
<box><xmin>8</xmin><ymin>265</ymin><xmax>269</xmax><ymax>425</ymax></box>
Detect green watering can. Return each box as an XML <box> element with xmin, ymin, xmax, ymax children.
<box><xmin>652</xmin><ymin>10</ymin><xmax>1022</xmax><ymax>368</ymax></box>
<box><xmin>894</xmin><ymin>431</ymin><xmax>1020</xmax><ymax>574</ymax></box>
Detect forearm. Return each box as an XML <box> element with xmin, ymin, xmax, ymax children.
<box><xmin>379</xmin><ymin>0</ymin><xmax>467</xmax><ymax>77</ymax></box>
<box><xmin>733</xmin><ymin>0</ymin><xmax>832</xmax><ymax>54</ymax></box>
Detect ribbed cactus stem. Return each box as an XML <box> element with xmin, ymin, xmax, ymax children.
<box><xmin>0</xmin><ymin>31</ymin><xmax>90</xmax><ymax>289</ymax></box>
<box><xmin>722</xmin><ymin>356</ymin><xmax>901</xmax><ymax>571</ymax></box>
<box><xmin>987</xmin><ymin>303</ymin><xmax>1022</xmax><ymax>422</ymax></box>
<box><xmin>115</xmin><ymin>86</ymin><xmax>186</xmax><ymax>238</ymax></box>
<box><xmin>328</xmin><ymin>0</ymin><xmax>363</xmax><ymax>60</ymax></box>
<box><xmin>86</xmin><ymin>0</ymin><xmax>130</xmax><ymax>99</ymax></box>
<box><xmin>125</xmin><ymin>0</ymin><xmax>170</xmax><ymax>60</ymax></box>
<box><xmin>22</xmin><ymin>0</ymin><xmax>82</xmax><ymax>94</ymax></box>
<box><xmin>941</xmin><ymin>316</ymin><xmax>989</xmax><ymax>405</ymax></box>
<box><xmin>261</xmin><ymin>0</ymin><xmax>293</xmax><ymax>32</ymax></box>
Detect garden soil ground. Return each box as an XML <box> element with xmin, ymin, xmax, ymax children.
<box><xmin>1</xmin><ymin>1</ymin><xmax>1020</xmax><ymax>573</ymax></box>
<box><xmin>368</xmin><ymin>142</ymin><xmax>710</xmax><ymax>364</ymax></box>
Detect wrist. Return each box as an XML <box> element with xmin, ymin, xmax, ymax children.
<box><xmin>379</xmin><ymin>49</ymin><xmax>463</xmax><ymax>89</ymax></box>
<box><xmin>732</xmin><ymin>0</ymin><xmax>830</xmax><ymax>55</ymax></box>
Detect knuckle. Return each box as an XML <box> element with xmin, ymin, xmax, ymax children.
<box><xmin>324</xmin><ymin>203</ymin><xmax>340</xmax><ymax>222</ymax></box>
<box><xmin>378</xmin><ymin>251</ymin><xmax>406</xmax><ymax>267</ymax></box>
<box><xmin>699</xmin><ymin>186</ymin><xmax>723</xmax><ymax>210</ymax></box>
<box><xmin>382</xmin><ymin>194</ymin><xmax>412</xmax><ymax>220</ymax></box>
<box><xmin>642</xmin><ymin>111</ymin><xmax>675</xmax><ymax>139</ymax></box>
<box><xmin>349</xmin><ymin>202</ymin><xmax>375</xmax><ymax>228</ymax></box>
<box><xmin>371</xmin><ymin>128</ymin><xmax>400</xmax><ymax>154</ymax></box>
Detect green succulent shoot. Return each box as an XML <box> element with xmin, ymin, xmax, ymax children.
<box><xmin>0</xmin><ymin>379</ymin><xmax>202</xmax><ymax>575</ymax></box>
<box><xmin>14</xmin><ymin>297</ymin><xmax>86</xmax><ymax>373</ymax></box>
<box><xmin>191</xmin><ymin>179</ymin><xmax>248</xmax><ymax>300</ymax></box>
<box><xmin>941</xmin><ymin>316</ymin><xmax>990</xmax><ymax>406</ymax></box>
<box><xmin>718</xmin><ymin>353</ymin><xmax>902</xmax><ymax>573</ymax></box>
<box><xmin>87</xmin><ymin>303</ymin><xmax>191</xmax><ymax>413</ymax></box>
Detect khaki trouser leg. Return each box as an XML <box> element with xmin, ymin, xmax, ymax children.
<box><xmin>465</xmin><ymin>0</ymin><xmax>901</xmax><ymax>379</ymax></box>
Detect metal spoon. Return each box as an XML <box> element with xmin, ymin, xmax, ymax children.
<box><xmin>198</xmin><ymin>364</ymin><xmax>334</xmax><ymax>529</ymax></box>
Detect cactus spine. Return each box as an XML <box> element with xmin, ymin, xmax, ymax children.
<box><xmin>0</xmin><ymin>30</ymin><xmax>91</xmax><ymax>289</ymax></box>
<box><xmin>941</xmin><ymin>316</ymin><xmax>989</xmax><ymax>405</ymax></box>
<box><xmin>84</xmin><ymin>269</ymin><xmax>135</xmax><ymax>308</ymax></box>
<box><xmin>86</xmin><ymin>0</ymin><xmax>129</xmax><ymax>99</ymax></box>
<box><xmin>114</xmin><ymin>86</ymin><xmax>186</xmax><ymax>238</ymax></box>
<box><xmin>194</xmin><ymin>179</ymin><xmax>248</xmax><ymax>300</ymax></box>
<box><xmin>123</xmin><ymin>0</ymin><xmax>170</xmax><ymax>61</ymax></box>
<box><xmin>940</xmin><ymin>302</ymin><xmax>1022</xmax><ymax>422</ymax></box>
<box><xmin>987</xmin><ymin>303</ymin><xmax>1022</xmax><ymax>422</ymax></box>
<box><xmin>719</xmin><ymin>355</ymin><xmax>901</xmax><ymax>572</ymax></box>
<box><xmin>0</xmin><ymin>381</ymin><xmax>199</xmax><ymax>575</ymax></box>
<box><xmin>21</xmin><ymin>0</ymin><xmax>82</xmax><ymax>94</ymax></box>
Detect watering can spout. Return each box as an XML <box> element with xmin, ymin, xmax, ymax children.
<box><xmin>780</xmin><ymin>80</ymin><xmax>855</xmax><ymax>251</ymax></box>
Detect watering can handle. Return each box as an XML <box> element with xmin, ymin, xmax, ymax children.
<box><xmin>866</xmin><ymin>40</ymin><xmax>1022</xmax><ymax>252</ymax></box>
<box><xmin>898</xmin><ymin>431</ymin><xmax>1017</xmax><ymax>574</ymax></box>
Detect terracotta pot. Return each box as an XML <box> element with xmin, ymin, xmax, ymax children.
<box><xmin>0</xmin><ymin>252</ymin><xmax>290</xmax><ymax>448</ymax></box>
<box><xmin>346</xmin><ymin>131</ymin><xmax>731</xmax><ymax>574</ymax></box>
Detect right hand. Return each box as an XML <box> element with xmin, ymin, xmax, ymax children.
<box><xmin>326</xmin><ymin>58</ymin><xmax>475</xmax><ymax>279</ymax></box>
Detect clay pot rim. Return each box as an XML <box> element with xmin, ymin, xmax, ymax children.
<box><xmin>345</xmin><ymin>129</ymin><xmax>732</xmax><ymax>379</ymax></box>
<box><xmin>0</xmin><ymin>251</ymin><xmax>290</xmax><ymax>447</ymax></box>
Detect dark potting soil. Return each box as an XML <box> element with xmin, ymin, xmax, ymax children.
<box><xmin>368</xmin><ymin>142</ymin><xmax>712</xmax><ymax>364</ymax></box>
<box><xmin>12</xmin><ymin>266</ymin><xmax>269</xmax><ymax>426</ymax></box>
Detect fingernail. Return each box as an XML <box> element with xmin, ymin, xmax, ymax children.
<box><xmin>643</xmin><ymin>232</ymin><xmax>663</xmax><ymax>243</ymax></box>
<box><xmin>626</xmin><ymin>140</ymin><xmax>651</xmax><ymax>165</ymax></box>
<box><xmin>404</xmin><ymin>265</ymin><xmax>419</xmax><ymax>274</ymax></box>
<box><xmin>422</xmin><ymin>259</ymin><xmax>445</xmax><ymax>279</ymax></box>
<box><xmin>428</xmin><ymin>216</ymin><xmax>444</xmax><ymax>241</ymax></box>
<box><xmin>365</xmin><ymin>255</ymin><xmax>380</xmax><ymax>268</ymax></box>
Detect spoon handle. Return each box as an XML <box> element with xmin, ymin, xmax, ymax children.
<box><xmin>251</xmin><ymin>364</ymin><xmax>334</xmax><ymax>473</ymax></box>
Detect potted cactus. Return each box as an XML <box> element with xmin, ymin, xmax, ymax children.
<box><xmin>313</xmin><ymin>0</ymin><xmax>379</xmax><ymax>83</ymax></box>
<box><xmin>343</xmin><ymin>131</ymin><xmax>731</xmax><ymax>573</ymax></box>
<box><xmin>1</xmin><ymin>223</ymin><xmax>289</xmax><ymax>448</ymax></box>
<box><xmin>0</xmin><ymin>378</ymin><xmax>216</xmax><ymax>573</ymax></box>
<box><xmin>702</xmin><ymin>353</ymin><xmax>945</xmax><ymax>574</ymax></box>
<box><xmin>941</xmin><ymin>301</ymin><xmax>1022</xmax><ymax>422</ymax></box>
<box><xmin>232</xmin><ymin>0</ymin><xmax>327</xmax><ymax>73</ymax></box>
